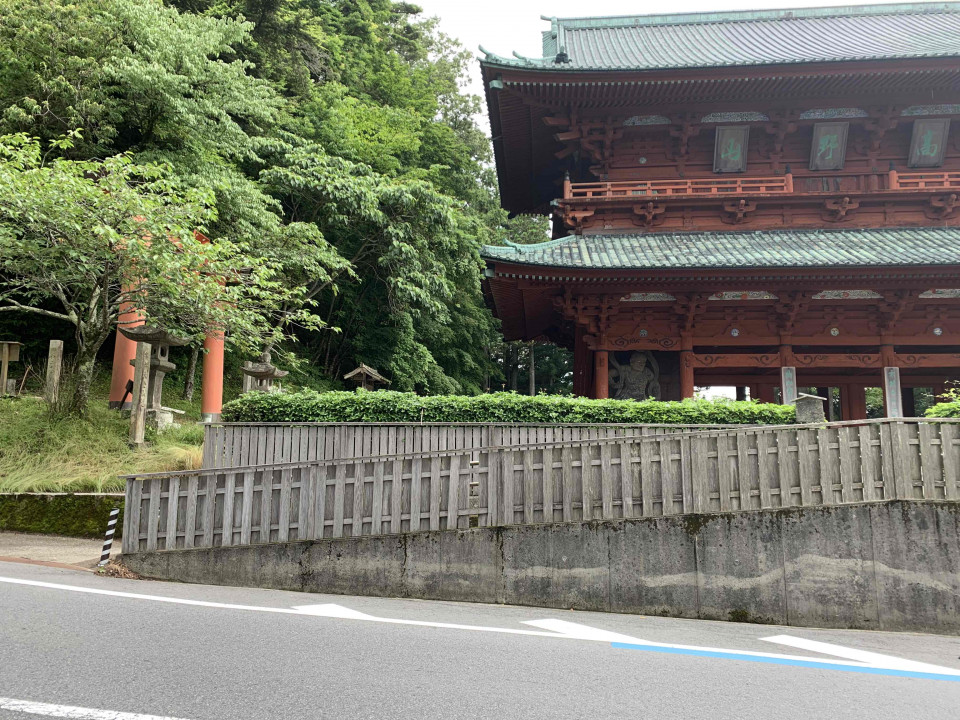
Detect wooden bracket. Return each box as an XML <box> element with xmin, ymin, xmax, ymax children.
<box><xmin>722</xmin><ymin>199</ymin><xmax>757</xmax><ymax>224</ymax></box>
<box><xmin>763</xmin><ymin>114</ymin><xmax>797</xmax><ymax>171</ymax></box>
<box><xmin>632</xmin><ymin>201</ymin><xmax>666</xmax><ymax>228</ymax></box>
<box><xmin>928</xmin><ymin>193</ymin><xmax>959</xmax><ymax>219</ymax></box>
<box><xmin>823</xmin><ymin>196</ymin><xmax>860</xmax><ymax>221</ymax></box>
<box><xmin>668</xmin><ymin>117</ymin><xmax>701</xmax><ymax>175</ymax></box>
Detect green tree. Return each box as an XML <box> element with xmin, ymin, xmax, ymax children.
<box><xmin>0</xmin><ymin>135</ymin><xmax>295</xmax><ymax>414</ymax></box>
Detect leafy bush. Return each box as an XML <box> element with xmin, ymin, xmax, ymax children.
<box><xmin>926</xmin><ymin>401</ymin><xmax>960</xmax><ymax>418</ymax></box>
<box><xmin>222</xmin><ymin>390</ymin><xmax>796</xmax><ymax>425</ymax></box>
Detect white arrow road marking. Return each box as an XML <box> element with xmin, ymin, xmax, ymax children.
<box><xmin>3</xmin><ymin>575</ymin><xmax>959</xmax><ymax>680</ymax></box>
<box><xmin>522</xmin><ymin>618</ymin><xmax>645</xmax><ymax>643</ymax></box>
<box><xmin>292</xmin><ymin>603</ymin><xmax>376</xmax><ymax>620</ymax></box>
<box><xmin>761</xmin><ymin>634</ymin><xmax>960</xmax><ymax>675</ymax></box>
<box><xmin>0</xmin><ymin>696</ymin><xmax>192</xmax><ymax>720</ymax></box>
<box><xmin>527</xmin><ymin>619</ymin><xmax>960</xmax><ymax>680</ymax></box>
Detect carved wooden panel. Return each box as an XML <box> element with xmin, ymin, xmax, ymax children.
<box><xmin>713</xmin><ymin>126</ymin><xmax>749</xmax><ymax>173</ymax></box>
<box><xmin>908</xmin><ymin>119</ymin><xmax>950</xmax><ymax>168</ymax></box>
<box><xmin>809</xmin><ymin>122</ymin><xmax>849</xmax><ymax>171</ymax></box>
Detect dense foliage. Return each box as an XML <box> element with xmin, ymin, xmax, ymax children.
<box><xmin>926</xmin><ymin>401</ymin><xmax>960</xmax><ymax>418</ymax></box>
<box><xmin>0</xmin><ymin>0</ymin><xmax>532</xmax><ymax>411</ymax></box>
<box><xmin>222</xmin><ymin>390</ymin><xmax>797</xmax><ymax>425</ymax></box>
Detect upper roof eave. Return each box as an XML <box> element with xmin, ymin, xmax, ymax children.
<box><xmin>479</xmin><ymin>3</ymin><xmax>960</xmax><ymax>74</ymax></box>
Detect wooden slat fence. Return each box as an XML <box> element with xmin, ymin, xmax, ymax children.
<box><xmin>200</xmin><ymin>423</ymin><xmax>736</xmax><ymax>470</ymax></box>
<box><xmin>123</xmin><ymin>418</ymin><xmax>960</xmax><ymax>555</ymax></box>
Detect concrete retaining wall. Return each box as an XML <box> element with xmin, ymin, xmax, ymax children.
<box><xmin>123</xmin><ymin>500</ymin><xmax>960</xmax><ymax>634</ymax></box>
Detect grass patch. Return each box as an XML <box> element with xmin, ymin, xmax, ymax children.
<box><xmin>0</xmin><ymin>391</ymin><xmax>203</xmax><ymax>493</ymax></box>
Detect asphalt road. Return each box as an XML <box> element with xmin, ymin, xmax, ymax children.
<box><xmin>2</xmin><ymin>560</ymin><xmax>960</xmax><ymax>720</ymax></box>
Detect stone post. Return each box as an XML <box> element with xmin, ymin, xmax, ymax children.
<box><xmin>779</xmin><ymin>343</ymin><xmax>797</xmax><ymax>404</ymax></box>
<box><xmin>883</xmin><ymin>367</ymin><xmax>904</xmax><ymax>418</ymax></box>
<box><xmin>129</xmin><ymin>342</ymin><xmax>152</xmax><ymax>447</ymax></box>
<box><xmin>780</xmin><ymin>366</ymin><xmax>798</xmax><ymax>404</ymax></box>
<box><xmin>881</xmin><ymin>344</ymin><xmax>903</xmax><ymax>418</ymax></box>
<box><xmin>45</xmin><ymin>340</ymin><xmax>63</xmax><ymax>406</ymax></box>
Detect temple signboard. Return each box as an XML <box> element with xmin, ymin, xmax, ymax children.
<box><xmin>908</xmin><ymin>119</ymin><xmax>950</xmax><ymax>168</ymax></box>
<box><xmin>713</xmin><ymin>126</ymin><xmax>749</xmax><ymax>173</ymax></box>
<box><xmin>809</xmin><ymin>122</ymin><xmax>849</xmax><ymax>170</ymax></box>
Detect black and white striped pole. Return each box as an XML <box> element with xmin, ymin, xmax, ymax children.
<box><xmin>98</xmin><ymin>508</ymin><xmax>120</xmax><ymax>567</ymax></box>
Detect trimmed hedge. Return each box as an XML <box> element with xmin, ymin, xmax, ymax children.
<box><xmin>222</xmin><ymin>390</ymin><xmax>796</xmax><ymax>425</ymax></box>
<box><xmin>926</xmin><ymin>401</ymin><xmax>960</xmax><ymax>418</ymax></box>
<box><xmin>0</xmin><ymin>494</ymin><xmax>124</xmax><ymax>538</ymax></box>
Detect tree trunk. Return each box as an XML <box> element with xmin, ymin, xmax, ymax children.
<box><xmin>63</xmin><ymin>350</ymin><xmax>99</xmax><ymax>416</ymax></box>
<box><xmin>184</xmin><ymin>346</ymin><xmax>200</xmax><ymax>401</ymax></box>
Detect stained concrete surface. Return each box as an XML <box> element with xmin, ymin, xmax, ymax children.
<box><xmin>124</xmin><ymin>500</ymin><xmax>960</xmax><ymax>634</ymax></box>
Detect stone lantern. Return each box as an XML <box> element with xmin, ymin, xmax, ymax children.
<box><xmin>119</xmin><ymin>326</ymin><xmax>189</xmax><ymax>430</ymax></box>
<box><xmin>241</xmin><ymin>351</ymin><xmax>288</xmax><ymax>393</ymax></box>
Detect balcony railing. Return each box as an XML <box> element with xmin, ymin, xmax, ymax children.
<box><xmin>564</xmin><ymin>171</ymin><xmax>960</xmax><ymax>200</ymax></box>
<box><xmin>892</xmin><ymin>170</ymin><xmax>960</xmax><ymax>190</ymax></box>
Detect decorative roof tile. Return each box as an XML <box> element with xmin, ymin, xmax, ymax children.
<box><xmin>482</xmin><ymin>228</ymin><xmax>960</xmax><ymax>270</ymax></box>
<box><xmin>481</xmin><ymin>3</ymin><xmax>960</xmax><ymax>71</ymax></box>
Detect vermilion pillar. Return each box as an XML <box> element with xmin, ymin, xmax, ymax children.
<box><xmin>108</xmin><ymin>299</ymin><xmax>144</xmax><ymax>409</ymax></box>
<box><xmin>756</xmin><ymin>385</ymin><xmax>777</xmax><ymax>404</ymax></box>
<box><xmin>840</xmin><ymin>384</ymin><xmax>868</xmax><ymax>420</ymax></box>
<box><xmin>201</xmin><ymin>331</ymin><xmax>225</xmax><ymax>422</ymax></box>
<box><xmin>680</xmin><ymin>350</ymin><xmax>695</xmax><ymax>399</ymax></box>
<box><xmin>594</xmin><ymin>350</ymin><xmax>609</xmax><ymax>399</ymax></box>
<box><xmin>573</xmin><ymin>326</ymin><xmax>591</xmax><ymax>397</ymax></box>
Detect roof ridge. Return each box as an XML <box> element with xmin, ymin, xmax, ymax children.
<box><xmin>553</xmin><ymin>3</ymin><xmax>960</xmax><ymax>30</ymax></box>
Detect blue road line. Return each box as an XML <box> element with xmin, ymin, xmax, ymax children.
<box><xmin>610</xmin><ymin>642</ymin><xmax>960</xmax><ymax>682</ymax></box>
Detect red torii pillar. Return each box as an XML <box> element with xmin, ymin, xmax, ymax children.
<box><xmin>107</xmin><ymin>299</ymin><xmax>144</xmax><ymax>409</ymax></box>
<box><xmin>201</xmin><ymin>331</ymin><xmax>225</xmax><ymax>422</ymax></box>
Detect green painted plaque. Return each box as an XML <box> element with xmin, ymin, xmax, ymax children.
<box><xmin>809</xmin><ymin>122</ymin><xmax>849</xmax><ymax>171</ymax></box>
<box><xmin>713</xmin><ymin>126</ymin><xmax>749</xmax><ymax>173</ymax></box>
<box><xmin>908</xmin><ymin>119</ymin><xmax>950</xmax><ymax>168</ymax></box>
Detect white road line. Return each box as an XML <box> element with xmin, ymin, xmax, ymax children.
<box><xmin>4</xmin><ymin>575</ymin><xmax>959</xmax><ymax>679</ymax></box>
<box><xmin>761</xmin><ymin>634</ymin><xmax>960</xmax><ymax>675</ymax></box>
<box><xmin>0</xmin><ymin>576</ymin><xmax>561</xmax><ymax>639</ymax></box>
<box><xmin>0</xmin><ymin>696</ymin><xmax>191</xmax><ymax>720</ymax></box>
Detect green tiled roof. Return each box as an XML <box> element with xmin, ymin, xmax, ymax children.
<box><xmin>480</xmin><ymin>3</ymin><xmax>960</xmax><ymax>71</ymax></box>
<box><xmin>481</xmin><ymin>228</ymin><xmax>960</xmax><ymax>270</ymax></box>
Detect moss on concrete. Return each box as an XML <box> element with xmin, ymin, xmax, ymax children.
<box><xmin>0</xmin><ymin>493</ymin><xmax>124</xmax><ymax>538</ymax></box>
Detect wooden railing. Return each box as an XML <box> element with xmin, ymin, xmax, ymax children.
<box><xmin>564</xmin><ymin>170</ymin><xmax>960</xmax><ymax>200</ymax></box>
<box><xmin>566</xmin><ymin>176</ymin><xmax>791</xmax><ymax>199</ymax></box>
<box><xmin>123</xmin><ymin>418</ymin><xmax>960</xmax><ymax>555</ymax></box>
<box><xmin>201</xmin><ymin>422</ymin><xmax>735</xmax><ymax>470</ymax></box>
<box><xmin>891</xmin><ymin>171</ymin><xmax>960</xmax><ymax>190</ymax></box>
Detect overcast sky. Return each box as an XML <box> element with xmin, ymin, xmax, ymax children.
<box><xmin>414</xmin><ymin>0</ymin><xmax>947</xmax><ymax>126</ymax></box>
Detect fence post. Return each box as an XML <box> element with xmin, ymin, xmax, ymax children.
<box><xmin>98</xmin><ymin>508</ymin><xmax>120</xmax><ymax>566</ymax></box>
<box><xmin>893</xmin><ymin>421</ymin><xmax>915</xmax><ymax>499</ymax></box>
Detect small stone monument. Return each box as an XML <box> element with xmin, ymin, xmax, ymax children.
<box><xmin>793</xmin><ymin>392</ymin><xmax>827</xmax><ymax>424</ymax></box>
<box><xmin>0</xmin><ymin>340</ymin><xmax>22</xmax><ymax>396</ymax></box>
<box><xmin>119</xmin><ymin>326</ymin><xmax>188</xmax><ymax>431</ymax></box>
<box><xmin>241</xmin><ymin>351</ymin><xmax>288</xmax><ymax>393</ymax></box>
<box><xmin>45</xmin><ymin>340</ymin><xmax>64</xmax><ymax>406</ymax></box>
<box><xmin>343</xmin><ymin>364</ymin><xmax>390</xmax><ymax>391</ymax></box>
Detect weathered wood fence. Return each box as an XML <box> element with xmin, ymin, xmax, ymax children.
<box><xmin>123</xmin><ymin>418</ymin><xmax>960</xmax><ymax>555</ymax></box>
<box><xmin>200</xmin><ymin>422</ymin><xmax>735</xmax><ymax>469</ymax></box>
